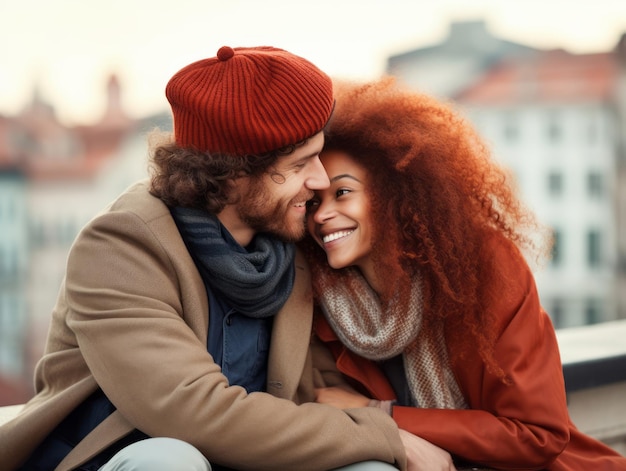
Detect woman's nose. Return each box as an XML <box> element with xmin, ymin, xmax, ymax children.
<box><xmin>312</xmin><ymin>200</ymin><xmax>334</xmax><ymax>224</ymax></box>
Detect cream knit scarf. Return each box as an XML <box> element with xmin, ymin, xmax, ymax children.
<box><xmin>317</xmin><ymin>267</ymin><xmax>467</xmax><ymax>410</ymax></box>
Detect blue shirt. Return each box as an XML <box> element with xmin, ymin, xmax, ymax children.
<box><xmin>206</xmin><ymin>283</ymin><xmax>273</xmax><ymax>393</ymax></box>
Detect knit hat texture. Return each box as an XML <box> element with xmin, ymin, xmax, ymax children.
<box><xmin>165</xmin><ymin>46</ymin><xmax>334</xmax><ymax>156</ymax></box>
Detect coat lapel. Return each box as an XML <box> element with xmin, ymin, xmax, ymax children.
<box><xmin>266</xmin><ymin>250</ymin><xmax>313</xmax><ymax>401</ymax></box>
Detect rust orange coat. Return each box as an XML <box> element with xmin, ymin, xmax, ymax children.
<box><xmin>315</xmin><ymin>238</ymin><xmax>626</xmax><ymax>471</ymax></box>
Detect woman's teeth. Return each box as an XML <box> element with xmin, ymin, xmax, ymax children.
<box><xmin>323</xmin><ymin>230</ymin><xmax>354</xmax><ymax>244</ymax></box>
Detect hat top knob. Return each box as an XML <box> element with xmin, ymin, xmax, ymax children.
<box><xmin>217</xmin><ymin>46</ymin><xmax>235</xmax><ymax>61</ymax></box>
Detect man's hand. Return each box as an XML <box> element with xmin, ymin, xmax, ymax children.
<box><xmin>398</xmin><ymin>429</ymin><xmax>457</xmax><ymax>471</ymax></box>
<box><xmin>314</xmin><ymin>386</ymin><xmax>370</xmax><ymax>409</ymax></box>
<box><xmin>316</xmin><ymin>387</ymin><xmax>456</xmax><ymax>470</ymax></box>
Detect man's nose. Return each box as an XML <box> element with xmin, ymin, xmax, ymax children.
<box><xmin>306</xmin><ymin>156</ymin><xmax>330</xmax><ymax>190</ymax></box>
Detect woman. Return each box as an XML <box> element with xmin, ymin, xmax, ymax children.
<box><xmin>302</xmin><ymin>77</ymin><xmax>626</xmax><ymax>470</ymax></box>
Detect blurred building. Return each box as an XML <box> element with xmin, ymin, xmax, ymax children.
<box><xmin>615</xmin><ymin>35</ymin><xmax>626</xmax><ymax>331</ymax></box>
<box><xmin>0</xmin><ymin>118</ymin><xmax>29</xmax><ymax>385</ymax></box>
<box><xmin>387</xmin><ymin>20</ymin><xmax>626</xmax><ymax>328</ymax></box>
<box><xmin>0</xmin><ymin>75</ymin><xmax>169</xmax><ymax>404</ymax></box>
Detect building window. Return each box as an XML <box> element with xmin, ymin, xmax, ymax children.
<box><xmin>550</xmin><ymin>298</ymin><xmax>564</xmax><ymax>328</ymax></box>
<box><xmin>502</xmin><ymin>112</ymin><xmax>519</xmax><ymax>143</ymax></box>
<box><xmin>546</xmin><ymin>112</ymin><xmax>562</xmax><ymax>144</ymax></box>
<box><xmin>551</xmin><ymin>228</ymin><xmax>562</xmax><ymax>267</ymax></box>
<box><xmin>587</xmin><ymin>171</ymin><xmax>604</xmax><ymax>198</ymax></box>
<box><xmin>585</xmin><ymin>298</ymin><xmax>603</xmax><ymax>324</ymax></box>
<box><xmin>548</xmin><ymin>171</ymin><xmax>563</xmax><ymax>196</ymax></box>
<box><xmin>587</xmin><ymin>230</ymin><xmax>602</xmax><ymax>268</ymax></box>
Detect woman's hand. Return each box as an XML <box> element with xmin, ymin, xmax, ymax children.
<box><xmin>314</xmin><ymin>386</ymin><xmax>370</xmax><ymax>409</ymax></box>
<box><xmin>398</xmin><ymin>429</ymin><xmax>457</xmax><ymax>471</ymax></box>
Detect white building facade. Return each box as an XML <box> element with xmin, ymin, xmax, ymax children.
<box><xmin>464</xmin><ymin>101</ymin><xmax>618</xmax><ymax>327</ymax></box>
<box><xmin>387</xmin><ymin>21</ymin><xmax>624</xmax><ymax>328</ymax></box>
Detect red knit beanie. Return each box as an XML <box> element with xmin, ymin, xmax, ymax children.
<box><xmin>165</xmin><ymin>46</ymin><xmax>334</xmax><ymax>156</ymax></box>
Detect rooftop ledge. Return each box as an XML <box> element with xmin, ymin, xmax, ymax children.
<box><xmin>556</xmin><ymin>318</ymin><xmax>626</xmax><ymax>392</ymax></box>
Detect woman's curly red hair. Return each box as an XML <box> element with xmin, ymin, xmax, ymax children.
<box><xmin>302</xmin><ymin>77</ymin><xmax>551</xmax><ymax>380</ymax></box>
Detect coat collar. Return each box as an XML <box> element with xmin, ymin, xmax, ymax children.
<box><xmin>266</xmin><ymin>249</ymin><xmax>314</xmax><ymax>401</ymax></box>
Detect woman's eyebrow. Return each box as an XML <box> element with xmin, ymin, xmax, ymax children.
<box><xmin>331</xmin><ymin>174</ymin><xmax>362</xmax><ymax>183</ymax></box>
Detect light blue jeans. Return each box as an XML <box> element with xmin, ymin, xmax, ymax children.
<box><xmin>99</xmin><ymin>437</ymin><xmax>398</xmax><ymax>470</ymax></box>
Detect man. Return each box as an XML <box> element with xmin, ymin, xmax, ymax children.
<box><xmin>0</xmin><ymin>46</ymin><xmax>409</xmax><ymax>470</ymax></box>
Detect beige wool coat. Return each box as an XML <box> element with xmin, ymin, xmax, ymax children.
<box><xmin>0</xmin><ymin>180</ymin><xmax>406</xmax><ymax>471</ymax></box>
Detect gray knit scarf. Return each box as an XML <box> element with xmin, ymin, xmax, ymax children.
<box><xmin>316</xmin><ymin>267</ymin><xmax>467</xmax><ymax>409</ymax></box>
<box><xmin>171</xmin><ymin>206</ymin><xmax>295</xmax><ymax>318</ymax></box>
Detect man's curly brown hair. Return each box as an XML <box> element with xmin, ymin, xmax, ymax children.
<box><xmin>148</xmin><ymin>131</ymin><xmax>307</xmax><ymax>213</ymax></box>
<box><xmin>301</xmin><ymin>77</ymin><xmax>551</xmax><ymax>380</ymax></box>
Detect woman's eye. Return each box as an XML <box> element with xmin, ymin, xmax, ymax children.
<box><xmin>336</xmin><ymin>189</ymin><xmax>351</xmax><ymax>197</ymax></box>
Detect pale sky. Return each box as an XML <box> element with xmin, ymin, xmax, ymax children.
<box><xmin>2</xmin><ymin>0</ymin><xmax>626</xmax><ymax>125</ymax></box>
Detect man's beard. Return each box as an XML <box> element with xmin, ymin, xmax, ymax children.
<box><xmin>238</xmin><ymin>178</ymin><xmax>310</xmax><ymax>243</ymax></box>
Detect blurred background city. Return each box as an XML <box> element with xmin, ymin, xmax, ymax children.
<box><xmin>1</xmin><ymin>0</ymin><xmax>626</xmax><ymax>411</ymax></box>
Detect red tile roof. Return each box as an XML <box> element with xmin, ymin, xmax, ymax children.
<box><xmin>456</xmin><ymin>49</ymin><xmax>617</xmax><ymax>105</ymax></box>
